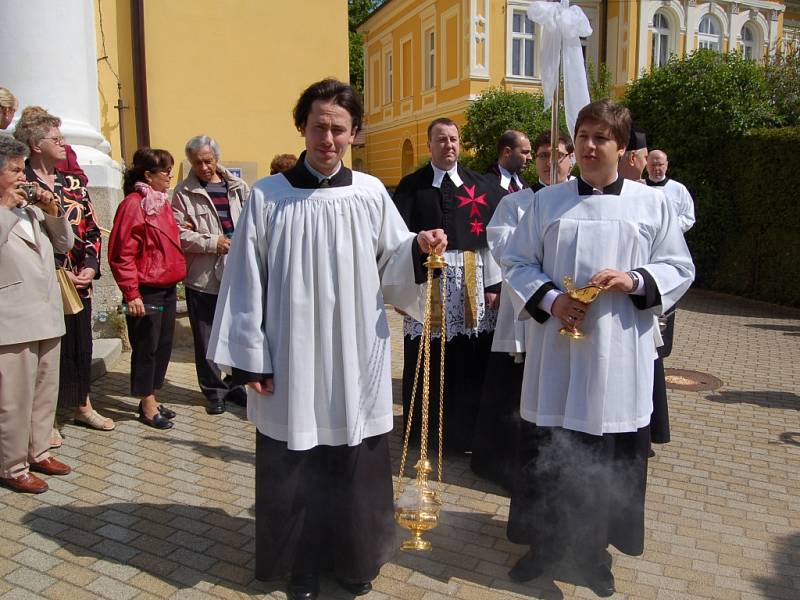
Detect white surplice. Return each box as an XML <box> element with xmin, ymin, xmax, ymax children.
<box><xmin>661</xmin><ymin>178</ymin><xmax>696</xmax><ymax>233</ymax></box>
<box><xmin>486</xmin><ymin>189</ymin><xmax>535</xmax><ymax>354</ymax></box>
<box><xmin>501</xmin><ymin>179</ymin><xmax>695</xmax><ymax>435</ymax></box>
<box><xmin>208</xmin><ymin>172</ymin><xmax>423</xmax><ymax>451</ymax></box>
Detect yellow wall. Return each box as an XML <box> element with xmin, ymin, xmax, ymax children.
<box><xmin>94</xmin><ymin>1</ymin><xmax>348</xmax><ymax>179</ymax></box>
<box><xmin>137</xmin><ymin>1</ymin><xmax>348</xmax><ymax>180</ymax></box>
<box><xmin>94</xmin><ymin>0</ymin><xmax>138</xmax><ymax>166</ymax></box>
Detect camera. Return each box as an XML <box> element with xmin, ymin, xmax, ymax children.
<box><xmin>19</xmin><ymin>183</ymin><xmax>38</xmax><ymax>204</ymax></box>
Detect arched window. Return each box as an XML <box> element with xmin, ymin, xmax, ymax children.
<box><xmin>741</xmin><ymin>23</ymin><xmax>758</xmax><ymax>60</ymax></box>
<box><xmin>698</xmin><ymin>14</ymin><xmax>722</xmax><ymax>52</ymax></box>
<box><xmin>652</xmin><ymin>11</ymin><xmax>672</xmax><ymax>68</ymax></box>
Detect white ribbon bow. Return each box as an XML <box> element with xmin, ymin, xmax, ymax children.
<box><xmin>527</xmin><ymin>0</ymin><xmax>593</xmax><ymax>138</ymax></box>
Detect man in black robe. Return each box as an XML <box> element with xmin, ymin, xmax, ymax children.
<box><xmin>471</xmin><ymin>129</ymin><xmax>575</xmax><ymax>490</ymax></box>
<box><xmin>394</xmin><ymin>117</ymin><xmax>504</xmax><ymax>453</ymax></box>
<box><xmin>486</xmin><ymin>129</ymin><xmax>532</xmax><ymax>193</ymax></box>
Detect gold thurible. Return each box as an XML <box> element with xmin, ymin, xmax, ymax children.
<box><xmin>559</xmin><ymin>275</ymin><xmax>606</xmax><ymax>340</ymax></box>
<box><xmin>395</xmin><ymin>251</ymin><xmax>447</xmax><ymax>551</ymax></box>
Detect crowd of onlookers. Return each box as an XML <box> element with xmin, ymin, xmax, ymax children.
<box><xmin>0</xmin><ymin>85</ymin><xmax>297</xmax><ymax>494</ymax></box>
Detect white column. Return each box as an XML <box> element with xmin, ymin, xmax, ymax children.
<box><xmin>0</xmin><ymin>0</ymin><xmax>121</xmax><ymax>188</ymax></box>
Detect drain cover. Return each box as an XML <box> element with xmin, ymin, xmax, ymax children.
<box><xmin>664</xmin><ymin>368</ymin><xmax>723</xmax><ymax>391</ymax></box>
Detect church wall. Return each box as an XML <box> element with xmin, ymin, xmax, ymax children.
<box><xmin>94</xmin><ymin>0</ymin><xmax>138</xmax><ymax>168</ymax></box>
<box><xmin>138</xmin><ymin>1</ymin><xmax>349</xmax><ymax>183</ymax></box>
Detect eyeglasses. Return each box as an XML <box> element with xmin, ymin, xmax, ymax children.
<box><xmin>535</xmin><ymin>151</ymin><xmax>569</xmax><ymax>162</ymax></box>
<box><xmin>41</xmin><ymin>136</ymin><xmax>65</xmax><ymax>145</ymax></box>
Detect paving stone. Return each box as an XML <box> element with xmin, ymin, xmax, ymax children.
<box><xmin>1</xmin><ymin>292</ymin><xmax>798</xmax><ymax>600</ymax></box>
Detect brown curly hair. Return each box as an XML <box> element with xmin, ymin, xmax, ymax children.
<box><xmin>13</xmin><ymin>106</ymin><xmax>61</xmax><ymax>149</ymax></box>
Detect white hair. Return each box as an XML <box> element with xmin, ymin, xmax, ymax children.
<box><xmin>185</xmin><ymin>135</ymin><xmax>220</xmax><ymax>159</ymax></box>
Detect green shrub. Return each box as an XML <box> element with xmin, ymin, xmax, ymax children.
<box><xmin>624</xmin><ymin>50</ymin><xmax>800</xmax><ymax>303</ymax></box>
<box><xmin>461</xmin><ymin>87</ymin><xmax>565</xmax><ymax>179</ymax></box>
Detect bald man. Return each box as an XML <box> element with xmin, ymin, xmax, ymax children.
<box><xmin>645</xmin><ymin>150</ymin><xmax>695</xmax><ymax>232</ymax></box>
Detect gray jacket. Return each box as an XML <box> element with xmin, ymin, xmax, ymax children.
<box><xmin>171</xmin><ymin>167</ymin><xmax>249</xmax><ymax>294</ymax></box>
<box><xmin>0</xmin><ymin>205</ymin><xmax>74</xmax><ymax>346</ymax></box>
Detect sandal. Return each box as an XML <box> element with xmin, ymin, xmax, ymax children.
<box><xmin>49</xmin><ymin>428</ymin><xmax>63</xmax><ymax>449</ymax></box>
<box><xmin>74</xmin><ymin>409</ymin><xmax>116</xmax><ymax>431</ymax></box>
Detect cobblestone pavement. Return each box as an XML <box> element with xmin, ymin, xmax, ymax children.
<box><xmin>1</xmin><ymin>289</ymin><xmax>798</xmax><ymax>600</ymax></box>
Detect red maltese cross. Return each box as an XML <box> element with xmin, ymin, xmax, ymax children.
<box><xmin>470</xmin><ymin>219</ymin><xmax>485</xmax><ymax>236</ymax></box>
<box><xmin>456</xmin><ymin>184</ymin><xmax>488</xmax><ymax>218</ymax></box>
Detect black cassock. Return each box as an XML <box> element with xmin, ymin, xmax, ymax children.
<box><xmin>393</xmin><ymin>163</ymin><xmax>503</xmax><ymax>453</ymax></box>
<box><xmin>469</xmin><ymin>165</ymin><xmax>533</xmax><ymax>491</ymax></box>
<box><xmin>244</xmin><ymin>158</ymin><xmax>397</xmax><ymax>583</ymax></box>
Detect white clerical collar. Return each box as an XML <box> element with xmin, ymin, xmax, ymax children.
<box><xmin>497</xmin><ymin>164</ymin><xmax>522</xmax><ymax>191</ymax></box>
<box><xmin>304</xmin><ymin>157</ymin><xmax>342</xmax><ymax>183</ymax></box>
<box><xmin>538</xmin><ymin>174</ymin><xmax>575</xmax><ymax>187</ymax></box>
<box><xmin>431</xmin><ymin>163</ymin><xmax>463</xmax><ymax>188</ymax></box>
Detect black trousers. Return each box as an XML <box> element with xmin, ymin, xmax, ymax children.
<box><xmin>126</xmin><ymin>285</ymin><xmax>176</xmax><ymax>397</ymax></box>
<box><xmin>254</xmin><ymin>431</ymin><xmax>396</xmax><ymax>582</ymax></box>
<box><xmin>58</xmin><ymin>296</ymin><xmax>93</xmax><ymax>409</ymax></box>
<box><xmin>185</xmin><ymin>288</ymin><xmax>241</xmax><ymax>403</ymax></box>
<box><xmin>508</xmin><ymin>423</ymin><xmax>650</xmax><ymax>565</ymax></box>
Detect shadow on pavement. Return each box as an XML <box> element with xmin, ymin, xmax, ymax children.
<box><xmin>705</xmin><ymin>390</ymin><xmax>800</xmax><ymax>410</ymax></box>
<box><xmin>753</xmin><ymin>532</ymin><xmax>800</xmax><ymax>599</ymax></box>
<box><xmin>681</xmin><ymin>289</ymin><xmax>800</xmax><ymax>319</ymax></box>
<box><xmin>778</xmin><ymin>432</ymin><xmax>800</xmax><ymax>446</ymax></box>
<box><xmin>143</xmin><ymin>436</ymin><xmax>255</xmax><ymax>466</ymax></box>
<box><xmin>92</xmin><ymin>371</ymin><xmax>205</xmax><ymax>412</ymax></box>
<box><xmin>745</xmin><ymin>323</ymin><xmax>800</xmax><ymax>336</ymax></box>
<box><xmin>28</xmin><ymin>502</ymin><xmax>547</xmax><ymax>599</ymax></box>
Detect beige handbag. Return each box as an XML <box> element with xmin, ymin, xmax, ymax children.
<box><xmin>56</xmin><ymin>267</ymin><xmax>84</xmax><ymax>315</ymax></box>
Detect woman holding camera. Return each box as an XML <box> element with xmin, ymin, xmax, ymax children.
<box><xmin>0</xmin><ymin>136</ymin><xmax>74</xmax><ymax>493</ymax></box>
<box><xmin>109</xmin><ymin>148</ymin><xmax>186</xmax><ymax>429</ymax></box>
<box><xmin>14</xmin><ymin>108</ymin><xmax>111</xmax><ymax>442</ymax></box>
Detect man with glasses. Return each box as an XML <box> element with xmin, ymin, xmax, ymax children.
<box><xmin>471</xmin><ymin>129</ymin><xmax>572</xmax><ymax>488</ymax></box>
<box><xmin>531</xmin><ymin>131</ymin><xmax>575</xmax><ymax>190</ymax></box>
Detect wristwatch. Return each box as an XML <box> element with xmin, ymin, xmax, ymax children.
<box><xmin>627</xmin><ymin>270</ymin><xmax>640</xmax><ymax>293</ymax></box>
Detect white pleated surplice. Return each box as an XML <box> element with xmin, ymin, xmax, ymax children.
<box><xmin>486</xmin><ymin>188</ymin><xmax>536</xmax><ymax>354</ymax></box>
<box><xmin>501</xmin><ymin>179</ymin><xmax>695</xmax><ymax>435</ymax></box>
<box><xmin>208</xmin><ymin>172</ymin><xmax>423</xmax><ymax>451</ymax></box>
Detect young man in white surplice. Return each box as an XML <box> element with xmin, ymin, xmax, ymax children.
<box><xmin>207</xmin><ymin>79</ymin><xmax>446</xmax><ymax>600</ymax></box>
<box><xmin>500</xmin><ymin>100</ymin><xmax>695</xmax><ymax>597</ymax></box>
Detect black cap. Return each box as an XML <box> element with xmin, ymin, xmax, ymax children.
<box><xmin>626</xmin><ymin>127</ymin><xmax>647</xmax><ymax>152</ymax></box>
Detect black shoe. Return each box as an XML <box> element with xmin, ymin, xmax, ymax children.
<box><xmin>225</xmin><ymin>386</ymin><xmax>247</xmax><ymax>407</ymax></box>
<box><xmin>583</xmin><ymin>563</ymin><xmax>615</xmax><ymax>597</ymax></box>
<box><xmin>508</xmin><ymin>550</ymin><xmax>547</xmax><ymax>582</ymax></box>
<box><xmin>158</xmin><ymin>405</ymin><xmax>176</xmax><ymax>419</ymax></box>
<box><xmin>138</xmin><ymin>409</ymin><xmax>173</xmax><ymax>429</ymax></box>
<box><xmin>206</xmin><ymin>400</ymin><xmax>226</xmax><ymax>415</ymax></box>
<box><xmin>648</xmin><ymin>448</ymin><xmax>656</xmax><ymax>458</ymax></box>
<box><xmin>287</xmin><ymin>573</ymin><xmax>319</xmax><ymax>600</ymax></box>
<box><xmin>337</xmin><ymin>579</ymin><xmax>372</xmax><ymax>596</ymax></box>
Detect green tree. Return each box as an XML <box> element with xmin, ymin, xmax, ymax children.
<box><xmin>461</xmin><ymin>87</ymin><xmax>566</xmax><ymax>179</ymax></box>
<box><xmin>763</xmin><ymin>44</ymin><xmax>800</xmax><ymax>126</ymax></box>
<box><xmin>349</xmin><ymin>0</ymin><xmax>385</xmax><ymax>97</ymax></box>
<box><xmin>623</xmin><ymin>49</ymin><xmax>775</xmax><ymax>285</ymax></box>
<box><xmin>587</xmin><ymin>60</ymin><xmax>612</xmax><ymax>101</ymax></box>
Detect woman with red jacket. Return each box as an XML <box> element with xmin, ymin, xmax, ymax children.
<box><xmin>109</xmin><ymin>148</ymin><xmax>186</xmax><ymax>429</ymax></box>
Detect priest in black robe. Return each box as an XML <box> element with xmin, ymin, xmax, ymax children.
<box><xmin>393</xmin><ymin>117</ymin><xmax>504</xmax><ymax>454</ymax></box>
<box><xmin>472</xmin><ymin>130</ymin><xmax>574</xmax><ymax>490</ymax></box>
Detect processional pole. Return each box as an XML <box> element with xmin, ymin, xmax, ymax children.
<box><xmin>527</xmin><ymin>0</ymin><xmax>593</xmax><ymax>177</ymax></box>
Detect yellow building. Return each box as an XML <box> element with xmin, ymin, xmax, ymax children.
<box><xmin>357</xmin><ymin>0</ymin><xmax>789</xmax><ymax>186</ymax></box>
<box><xmin>95</xmin><ymin>0</ymin><xmax>350</xmax><ymax>183</ymax></box>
